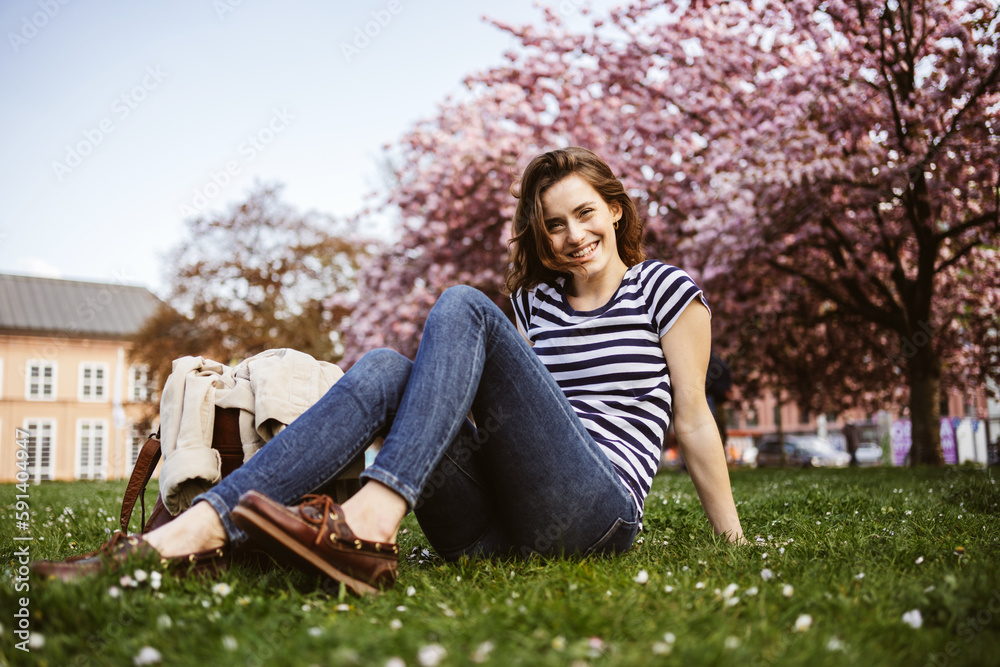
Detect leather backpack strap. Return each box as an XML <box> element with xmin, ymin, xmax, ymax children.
<box><xmin>119</xmin><ymin>434</ymin><xmax>162</xmax><ymax>534</ymax></box>
<box><xmin>121</xmin><ymin>409</ymin><xmax>241</xmax><ymax>535</ymax></box>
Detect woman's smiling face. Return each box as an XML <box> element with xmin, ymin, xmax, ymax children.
<box><xmin>541</xmin><ymin>173</ymin><xmax>624</xmax><ymax>281</ymax></box>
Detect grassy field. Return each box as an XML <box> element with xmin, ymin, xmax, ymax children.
<box><xmin>2</xmin><ymin>465</ymin><xmax>999</xmax><ymax>666</ymax></box>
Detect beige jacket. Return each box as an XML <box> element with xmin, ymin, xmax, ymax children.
<box><xmin>158</xmin><ymin>348</ymin><xmax>344</xmax><ymax>514</ymax></box>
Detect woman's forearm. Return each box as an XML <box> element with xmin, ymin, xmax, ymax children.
<box><xmin>658</xmin><ymin>302</ymin><xmax>745</xmax><ymax>543</ymax></box>
<box><xmin>676</xmin><ymin>419</ymin><xmax>745</xmax><ymax>542</ymax></box>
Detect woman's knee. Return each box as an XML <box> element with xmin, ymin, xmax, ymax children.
<box><xmin>438</xmin><ymin>284</ymin><xmax>487</xmax><ymax>309</ymax></box>
<box><xmin>357</xmin><ymin>348</ymin><xmax>412</xmax><ymax>378</ymax></box>
<box><xmin>428</xmin><ymin>285</ymin><xmax>495</xmax><ymax>326</ymax></box>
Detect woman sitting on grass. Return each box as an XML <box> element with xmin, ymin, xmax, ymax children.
<box><xmin>36</xmin><ymin>146</ymin><xmax>745</xmax><ymax>595</ymax></box>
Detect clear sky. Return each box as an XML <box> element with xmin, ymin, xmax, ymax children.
<box><xmin>0</xmin><ymin>0</ymin><xmax>614</xmax><ymax>297</ymax></box>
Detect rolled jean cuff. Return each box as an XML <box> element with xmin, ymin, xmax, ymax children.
<box><xmin>359</xmin><ymin>465</ymin><xmax>419</xmax><ymax>510</ymax></box>
<box><xmin>192</xmin><ymin>490</ymin><xmax>248</xmax><ymax>546</ymax></box>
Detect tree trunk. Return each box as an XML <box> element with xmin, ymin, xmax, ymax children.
<box><xmin>907</xmin><ymin>345</ymin><xmax>944</xmax><ymax>466</ymax></box>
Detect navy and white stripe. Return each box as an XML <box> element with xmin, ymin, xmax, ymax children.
<box><xmin>512</xmin><ymin>260</ymin><xmax>708</xmax><ymax>514</ymax></box>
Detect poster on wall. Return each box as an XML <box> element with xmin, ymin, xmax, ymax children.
<box><xmin>941</xmin><ymin>419</ymin><xmax>958</xmax><ymax>463</ymax></box>
<box><xmin>890</xmin><ymin>419</ymin><xmax>911</xmax><ymax>466</ymax></box>
<box><xmin>890</xmin><ymin>418</ymin><xmax>960</xmax><ymax>465</ymax></box>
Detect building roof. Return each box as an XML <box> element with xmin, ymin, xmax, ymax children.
<box><xmin>0</xmin><ymin>273</ymin><xmax>164</xmax><ymax>339</ymax></box>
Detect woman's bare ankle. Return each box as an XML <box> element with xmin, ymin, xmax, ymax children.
<box><xmin>340</xmin><ymin>482</ymin><xmax>407</xmax><ymax>544</ymax></box>
<box><xmin>341</xmin><ymin>506</ymin><xmax>400</xmax><ymax>544</ymax></box>
<box><xmin>144</xmin><ymin>502</ymin><xmax>227</xmax><ymax>558</ymax></box>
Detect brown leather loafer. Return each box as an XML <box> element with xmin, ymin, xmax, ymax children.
<box><xmin>232</xmin><ymin>491</ymin><xmax>398</xmax><ymax>596</ymax></box>
<box><xmin>31</xmin><ymin>533</ymin><xmax>228</xmax><ymax>583</ymax></box>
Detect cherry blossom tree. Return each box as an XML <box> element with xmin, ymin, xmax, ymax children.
<box><xmin>337</xmin><ymin>84</ymin><xmax>551</xmax><ymax>362</ymax></box>
<box><xmin>349</xmin><ymin>0</ymin><xmax>999</xmax><ymax>465</ymax></box>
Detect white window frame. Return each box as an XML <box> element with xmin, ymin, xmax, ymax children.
<box><xmin>25</xmin><ymin>360</ymin><xmax>57</xmax><ymax>401</ymax></box>
<box><xmin>76</xmin><ymin>418</ymin><xmax>108</xmax><ymax>480</ymax></box>
<box><xmin>128</xmin><ymin>364</ymin><xmax>152</xmax><ymax>402</ymax></box>
<box><xmin>78</xmin><ymin>362</ymin><xmax>109</xmax><ymax>402</ymax></box>
<box><xmin>126</xmin><ymin>425</ymin><xmax>146</xmax><ymax>475</ymax></box>
<box><xmin>23</xmin><ymin>418</ymin><xmax>56</xmax><ymax>483</ymax></box>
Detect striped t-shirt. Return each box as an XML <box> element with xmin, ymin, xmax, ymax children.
<box><xmin>511</xmin><ymin>260</ymin><xmax>708</xmax><ymax>514</ymax></box>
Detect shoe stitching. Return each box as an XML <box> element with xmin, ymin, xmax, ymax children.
<box><xmin>294</xmin><ymin>495</ymin><xmax>399</xmax><ymax>556</ymax></box>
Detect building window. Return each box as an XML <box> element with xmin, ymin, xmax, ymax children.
<box><xmin>129</xmin><ymin>364</ymin><xmax>152</xmax><ymax>402</ymax></box>
<box><xmin>745</xmin><ymin>408</ymin><xmax>759</xmax><ymax>427</ymax></box>
<box><xmin>26</xmin><ymin>360</ymin><xmax>56</xmax><ymax>401</ymax></box>
<box><xmin>23</xmin><ymin>419</ymin><xmax>55</xmax><ymax>482</ymax></box>
<box><xmin>76</xmin><ymin>419</ymin><xmax>107</xmax><ymax>480</ymax></box>
<box><xmin>79</xmin><ymin>363</ymin><xmax>108</xmax><ymax>402</ymax></box>
<box><xmin>127</xmin><ymin>426</ymin><xmax>147</xmax><ymax>475</ymax></box>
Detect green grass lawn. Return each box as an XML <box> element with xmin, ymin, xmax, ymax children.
<box><xmin>2</xmin><ymin>465</ymin><xmax>999</xmax><ymax>666</ymax></box>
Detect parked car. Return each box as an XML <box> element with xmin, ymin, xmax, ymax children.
<box><xmin>755</xmin><ymin>435</ymin><xmax>852</xmax><ymax>468</ymax></box>
<box><xmin>853</xmin><ymin>442</ymin><xmax>884</xmax><ymax>466</ymax></box>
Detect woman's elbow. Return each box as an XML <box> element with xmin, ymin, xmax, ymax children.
<box><xmin>673</xmin><ymin>409</ymin><xmax>718</xmax><ymax>443</ymax></box>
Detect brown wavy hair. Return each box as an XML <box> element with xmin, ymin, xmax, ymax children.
<box><xmin>503</xmin><ymin>146</ymin><xmax>645</xmax><ymax>295</ymax></box>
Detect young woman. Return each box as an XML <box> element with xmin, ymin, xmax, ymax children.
<box><xmin>36</xmin><ymin>147</ymin><xmax>744</xmax><ymax>595</ymax></box>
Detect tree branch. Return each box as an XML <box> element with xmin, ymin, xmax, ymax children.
<box><xmin>819</xmin><ymin>212</ymin><xmax>904</xmax><ymax>317</ymax></box>
<box><xmin>936</xmin><ymin>211</ymin><xmax>998</xmax><ymax>243</ymax></box>
<box><xmin>935</xmin><ymin>238</ymin><xmax>987</xmax><ymax>274</ymax></box>
<box><xmin>767</xmin><ymin>258</ymin><xmax>903</xmax><ymax>332</ymax></box>
<box><xmin>914</xmin><ymin>45</ymin><xmax>1000</xmax><ymax>171</ymax></box>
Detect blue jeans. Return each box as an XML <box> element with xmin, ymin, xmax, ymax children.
<box><xmin>194</xmin><ymin>286</ymin><xmax>639</xmax><ymax>560</ymax></box>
